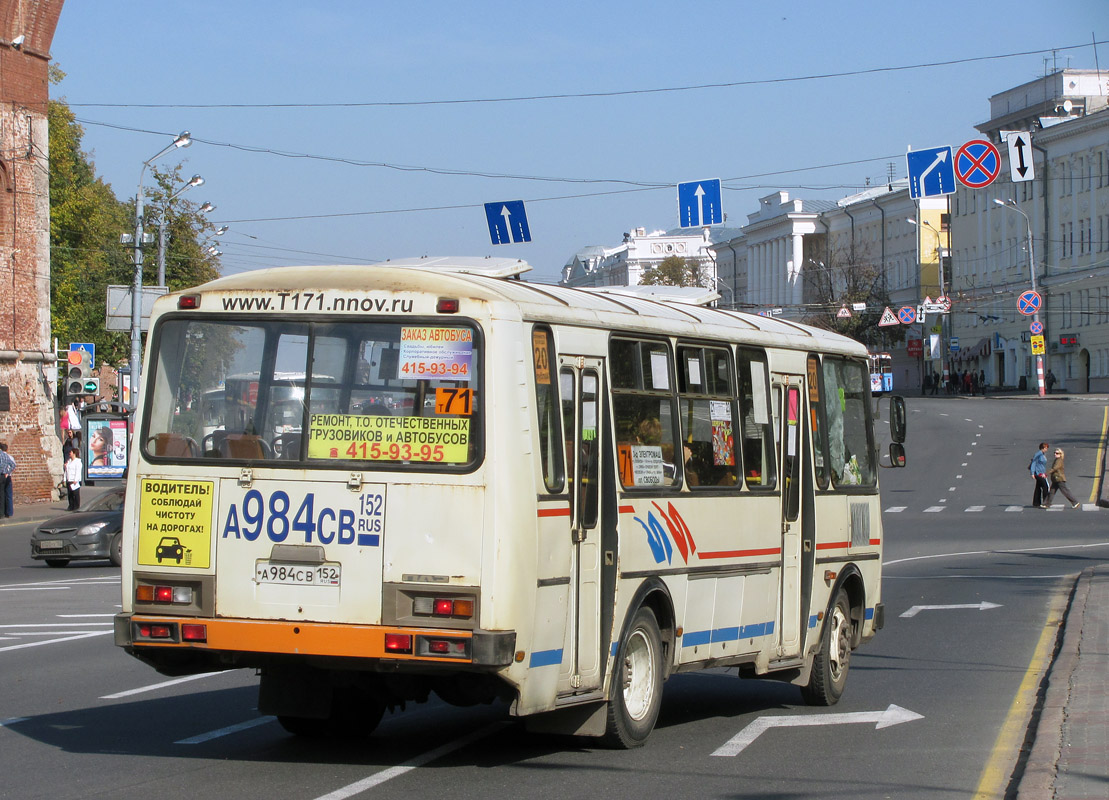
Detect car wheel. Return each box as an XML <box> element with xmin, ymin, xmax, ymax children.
<box><xmin>45</xmin><ymin>558</ymin><xmax>70</xmax><ymax>568</ymax></box>
<box><xmin>110</xmin><ymin>533</ymin><xmax>123</xmax><ymax>567</ymax></box>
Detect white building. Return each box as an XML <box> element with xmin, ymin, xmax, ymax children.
<box><xmin>561</xmin><ymin>226</ymin><xmax>739</xmax><ymax>290</ymax></box>
<box><xmin>949</xmin><ymin>69</ymin><xmax>1109</xmax><ymax>392</ymax></box>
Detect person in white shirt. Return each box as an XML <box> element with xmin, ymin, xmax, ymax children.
<box><xmin>64</xmin><ymin>448</ymin><xmax>83</xmax><ymax>511</ymax></box>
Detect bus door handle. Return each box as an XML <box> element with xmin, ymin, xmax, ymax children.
<box><xmin>572</xmin><ymin>527</ymin><xmax>586</xmax><ymax>544</ymax></box>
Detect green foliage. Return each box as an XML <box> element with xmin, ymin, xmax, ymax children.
<box><xmin>639</xmin><ymin>256</ymin><xmax>709</xmax><ymax>288</ymax></box>
<box><xmin>48</xmin><ymin>93</ymin><xmax>223</xmax><ymax>373</ymax></box>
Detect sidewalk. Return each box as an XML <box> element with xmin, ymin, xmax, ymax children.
<box><xmin>1018</xmin><ymin>565</ymin><xmax>1109</xmax><ymax>799</ymax></box>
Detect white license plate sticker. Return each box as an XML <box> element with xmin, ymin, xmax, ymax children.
<box><xmin>255</xmin><ymin>561</ymin><xmax>341</xmax><ymax>587</ymax></box>
<box><xmin>38</xmin><ymin>540</ymin><xmax>65</xmax><ymax>550</ymax></box>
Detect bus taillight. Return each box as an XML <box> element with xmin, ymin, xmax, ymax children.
<box><xmin>384</xmin><ymin>634</ymin><xmax>412</xmax><ymax>654</ymax></box>
<box><xmin>413</xmin><ymin>596</ymin><xmax>475</xmax><ymax>619</ymax></box>
<box><xmin>136</xmin><ymin>584</ymin><xmax>193</xmax><ymax>605</ymax></box>
<box><xmin>181</xmin><ymin>624</ymin><xmax>207</xmax><ymax>642</ymax></box>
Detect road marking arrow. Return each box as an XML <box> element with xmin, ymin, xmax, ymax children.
<box><xmin>712</xmin><ymin>704</ymin><xmax>923</xmax><ymax>757</ymax></box>
<box><xmin>900</xmin><ymin>601</ymin><xmax>1002</xmax><ymax>619</ymax></box>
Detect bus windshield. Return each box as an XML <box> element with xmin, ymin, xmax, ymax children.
<box><xmin>143</xmin><ymin>318</ymin><xmax>481</xmax><ymax>468</ymax></box>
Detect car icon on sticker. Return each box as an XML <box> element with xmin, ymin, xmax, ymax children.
<box><xmin>155</xmin><ymin>536</ymin><xmax>186</xmax><ymax>564</ymax></box>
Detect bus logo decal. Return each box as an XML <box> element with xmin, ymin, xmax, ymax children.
<box><xmin>635</xmin><ymin>502</ymin><xmax>697</xmax><ymax>565</ymax></box>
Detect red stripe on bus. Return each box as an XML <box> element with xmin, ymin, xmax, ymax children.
<box><xmin>537</xmin><ymin>507</ymin><xmax>571</xmax><ymax>518</ymax></box>
<box><xmin>618</xmin><ymin>505</ymin><xmax>636</xmax><ymax>514</ymax></box>
<box><xmin>870</xmin><ymin>539</ymin><xmax>882</xmax><ymax>546</ymax></box>
<box><xmin>816</xmin><ymin>541</ymin><xmax>851</xmax><ymax>550</ymax></box>
<box><xmin>698</xmin><ymin>547</ymin><xmax>781</xmax><ymax>559</ymax></box>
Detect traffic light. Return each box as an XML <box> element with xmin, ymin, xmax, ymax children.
<box><xmin>66</xmin><ymin>349</ymin><xmax>92</xmax><ymax>396</ymax></box>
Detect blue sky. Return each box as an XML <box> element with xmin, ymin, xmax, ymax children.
<box><xmin>51</xmin><ymin>1</ymin><xmax>1105</xmax><ymax>284</ymax></box>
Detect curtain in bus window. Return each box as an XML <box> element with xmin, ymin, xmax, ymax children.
<box><xmin>736</xmin><ymin>348</ymin><xmax>776</xmax><ymax>490</ymax></box>
<box><xmin>807</xmin><ymin>354</ymin><xmax>829</xmax><ymax>489</ymax></box>
<box><xmin>580</xmin><ymin>370</ymin><xmax>600</xmax><ymax>527</ymax></box>
<box><xmin>610</xmin><ymin>339</ymin><xmax>679</xmax><ymax>489</ymax></box>
<box><xmin>677</xmin><ymin>345</ymin><xmax>739</xmax><ymax>488</ymax></box>
<box><xmin>821</xmin><ymin>358</ymin><xmax>876</xmax><ymax>488</ymax></box>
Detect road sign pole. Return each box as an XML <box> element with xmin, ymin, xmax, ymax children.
<box><xmin>996</xmin><ymin>199</ymin><xmax>1045</xmax><ymax>396</ymax></box>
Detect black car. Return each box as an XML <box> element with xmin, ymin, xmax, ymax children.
<box><xmin>30</xmin><ymin>487</ymin><xmax>125</xmax><ymax>567</ymax></box>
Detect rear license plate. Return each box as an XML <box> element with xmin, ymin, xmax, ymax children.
<box><xmin>38</xmin><ymin>540</ymin><xmax>65</xmax><ymax>550</ymax></box>
<box><xmin>255</xmin><ymin>561</ymin><xmax>341</xmax><ymax>587</ymax></box>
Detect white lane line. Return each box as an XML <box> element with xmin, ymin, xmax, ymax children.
<box><xmin>962</xmin><ymin>463</ymin><xmax>968</xmax><ymax>467</ymax></box>
<box><xmin>57</xmin><ymin>614</ymin><xmax>116</xmax><ymax>618</ymax></box>
<box><xmin>0</xmin><ymin>622</ymin><xmax>112</xmax><ymax>628</ymax></box>
<box><xmin>177</xmin><ymin>717</ymin><xmax>274</xmax><ymax>744</ymax></box>
<box><xmin>1005</xmin><ymin>505</ymin><xmax>1024</xmax><ymax>512</ymax></box>
<box><xmin>884</xmin><ymin>507</ymin><xmax>907</xmax><ymax>513</ymax></box>
<box><xmin>956</xmin><ymin>475</ymin><xmax>963</xmax><ymax>479</ymax></box>
<box><xmin>0</xmin><ymin>587</ymin><xmax>70</xmax><ymax>592</ymax></box>
<box><xmin>100</xmin><ymin>672</ymin><xmax>223</xmax><ymax>700</ymax></box>
<box><xmin>0</xmin><ymin>631</ymin><xmax>109</xmax><ymax>653</ymax></box>
<box><xmin>966</xmin><ymin>506</ymin><xmax>985</xmax><ymax>512</ymax></box>
<box><xmin>313</xmin><ymin>722</ymin><xmax>510</xmax><ymax>799</ymax></box>
<box><xmin>971</xmin><ymin>442</ymin><xmax>978</xmax><ymax>446</ymax></box>
<box><xmin>976</xmin><ymin>433</ymin><xmax>982</xmax><ymax>437</ymax></box>
<box><xmin>949</xmin><ymin>487</ymin><xmax>957</xmax><ymax>492</ymax></box>
<box><xmin>924</xmin><ymin>506</ymin><xmax>945</xmax><ymax>513</ymax></box>
<box><xmin>966</xmin><ymin>452</ymin><xmax>973</xmax><ymax>456</ymax></box>
<box><xmin>0</xmin><ymin>577</ymin><xmax>120</xmax><ymax>589</ymax></box>
<box><xmin>885</xmin><ymin>540</ymin><xmax>1109</xmax><ymax>567</ymax></box>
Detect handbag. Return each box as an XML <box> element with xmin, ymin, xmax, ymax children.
<box><xmin>56</xmin><ymin>481</ymin><xmax>67</xmax><ymax>500</ymax></box>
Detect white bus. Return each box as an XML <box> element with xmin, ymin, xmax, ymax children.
<box><xmin>116</xmin><ymin>257</ymin><xmax>906</xmax><ymax>747</ymax></box>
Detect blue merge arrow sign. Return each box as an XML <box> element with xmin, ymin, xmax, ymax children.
<box><xmin>677</xmin><ymin>179</ymin><xmax>723</xmax><ymax>228</ymax></box>
<box><xmin>484</xmin><ymin>201</ymin><xmax>532</xmax><ymax>245</ymax></box>
<box><xmin>906</xmin><ymin>146</ymin><xmax>956</xmax><ymax>199</ymax></box>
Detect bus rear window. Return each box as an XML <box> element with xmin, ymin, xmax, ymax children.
<box><xmin>144</xmin><ymin>319</ymin><xmax>481</xmax><ymax>469</ymax></box>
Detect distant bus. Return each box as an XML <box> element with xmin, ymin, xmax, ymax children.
<box><xmin>869</xmin><ymin>352</ymin><xmax>893</xmax><ymax>395</ymax></box>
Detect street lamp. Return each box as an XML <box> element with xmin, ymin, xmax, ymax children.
<box><xmin>994</xmin><ymin>198</ymin><xmax>1045</xmax><ymax>397</ymax></box>
<box><xmin>156</xmin><ymin>174</ymin><xmax>204</xmax><ymax>287</ymax></box>
<box><xmin>131</xmin><ymin>131</ymin><xmax>191</xmax><ymax>411</ymax></box>
<box><xmin>906</xmin><ymin>217</ymin><xmax>948</xmax><ymax>386</ymax></box>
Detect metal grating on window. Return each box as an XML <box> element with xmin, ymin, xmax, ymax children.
<box><xmin>850</xmin><ymin>503</ymin><xmax>870</xmax><ymax>548</ymax></box>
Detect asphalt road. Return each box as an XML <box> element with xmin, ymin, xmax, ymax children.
<box><xmin>2</xmin><ymin>394</ymin><xmax>1108</xmax><ymax>799</ymax></box>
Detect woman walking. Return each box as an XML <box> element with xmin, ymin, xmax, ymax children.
<box><xmin>1046</xmin><ymin>447</ymin><xmax>1080</xmax><ymax>509</ymax></box>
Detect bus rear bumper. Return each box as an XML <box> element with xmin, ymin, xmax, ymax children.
<box><xmin>114</xmin><ymin>613</ymin><xmax>516</xmax><ymax>672</ymax></box>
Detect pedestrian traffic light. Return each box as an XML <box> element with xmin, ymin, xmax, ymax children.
<box><xmin>66</xmin><ymin>349</ymin><xmax>92</xmax><ymax>396</ymax></box>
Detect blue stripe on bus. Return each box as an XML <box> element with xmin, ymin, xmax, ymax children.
<box><xmin>865</xmin><ymin>607</ymin><xmax>874</xmax><ymax>620</ymax></box>
<box><xmin>529</xmin><ymin>648</ymin><xmax>563</xmax><ymax>668</ymax></box>
<box><xmin>682</xmin><ymin>620</ymin><xmax>776</xmax><ymax>648</ymax></box>
<box><xmin>809</xmin><ymin>615</ymin><xmax>819</xmax><ymax>629</ymax></box>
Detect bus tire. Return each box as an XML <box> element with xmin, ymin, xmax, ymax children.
<box><xmin>802</xmin><ymin>589</ymin><xmax>852</xmax><ymax>706</ymax></box>
<box><xmin>602</xmin><ymin>606</ymin><xmax>663</xmax><ymax>748</ymax></box>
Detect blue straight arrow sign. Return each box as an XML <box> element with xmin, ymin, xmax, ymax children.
<box><xmin>484</xmin><ymin>201</ymin><xmax>532</xmax><ymax>245</ymax></box>
<box><xmin>677</xmin><ymin>179</ymin><xmax>723</xmax><ymax>228</ymax></box>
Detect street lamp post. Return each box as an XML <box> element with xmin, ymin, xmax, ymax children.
<box><xmin>713</xmin><ymin>276</ymin><xmax>733</xmax><ymax>309</ymax></box>
<box><xmin>155</xmin><ymin>174</ymin><xmax>205</xmax><ymax>287</ymax></box>
<box><xmin>994</xmin><ymin>198</ymin><xmax>1045</xmax><ymax>397</ymax></box>
<box><xmin>906</xmin><ymin>217</ymin><xmax>947</xmax><ymax>389</ymax></box>
<box><xmin>131</xmin><ymin>131</ymin><xmax>191</xmax><ymax>411</ymax></box>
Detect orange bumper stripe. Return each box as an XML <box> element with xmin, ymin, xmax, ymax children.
<box><xmin>130</xmin><ymin>616</ymin><xmax>471</xmax><ymax>662</ymax></box>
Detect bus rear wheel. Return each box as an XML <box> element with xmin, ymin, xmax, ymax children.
<box><xmin>602</xmin><ymin>606</ymin><xmax>663</xmax><ymax>748</ymax></box>
<box><xmin>802</xmin><ymin>589</ymin><xmax>852</xmax><ymax>706</ymax></box>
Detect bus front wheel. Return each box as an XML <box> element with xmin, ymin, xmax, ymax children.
<box><xmin>802</xmin><ymin>589</ymin><xmax>852</xmax><ymax>706</ymax></box>
<box><xmin>602</xmin><ymin>606</ymin><xmax>663</xmax><ymax>748</ymax></box>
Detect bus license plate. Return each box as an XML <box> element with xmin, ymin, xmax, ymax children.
<box><xmin>255</xmin><ymin>562</ymin><xmax>341</xmax><ymax>587</ymax></box>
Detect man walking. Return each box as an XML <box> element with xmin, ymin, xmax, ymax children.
<box><xmin>0</xmin><ymin>442</ymin><xmax>15</xmax><ymax>517</ymax></box>
<box><xmin>1030</xmin><ymin>441</ymin><xmax>1051</xmax><ymax>508</ymax></box>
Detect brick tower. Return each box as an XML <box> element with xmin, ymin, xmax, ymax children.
<box><xmin>0</xmin><ymin>0</ymin><xmax>65</xmax><ymax>503</ymax></box>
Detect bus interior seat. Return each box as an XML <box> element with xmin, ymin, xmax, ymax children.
<box><xmin>148</xmin><ymin>433</ymin><xmax>200</xmax><ymax>458</ymax></box>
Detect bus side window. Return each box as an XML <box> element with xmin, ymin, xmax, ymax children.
<box><xmin>532</xmin><ymin>327</ymin><xmax>564</xmax><ymax>493</ymax></box>
<box><xmin>610</xmin><ymin>338</ymin><xmax>679</xmax><ymax>490</ymax></box>
<box><xmin>677</xmin><ymin>345</ymin><xmax>739</xmax><ymax>488</ymax></box>
<box><xmin>821</xmin><ymin>357</ymin><xmax>877</xmax><ymax>489</ymax></box>
<box><xmin>737</xmin><ymin>347</ymin><xmax>776</xmax><ymax>490</ymax></box>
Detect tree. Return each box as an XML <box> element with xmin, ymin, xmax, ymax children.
<box><xmin>639</xmin><ymin>256</ymin><xmax>710</xmax><ymax>288</ymax></box>
<box><xmin>802</xmin><ymin>244</ymin><xmax>904</xmax><ymax>350</ymax></box>
<box><xmin>49</xmin><ymin>69</ymin><xmax>222</xmax><ymax>384</ymax></box>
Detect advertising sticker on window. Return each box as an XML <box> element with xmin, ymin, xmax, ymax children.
<box><xmin>399</xmin><ymin>327</ymin><xmax>473</xmax><ymax>380</ymax></box>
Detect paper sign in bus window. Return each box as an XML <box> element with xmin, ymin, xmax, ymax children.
<box><xmin>308</xmin><ymin>413</ymin><xmax>470</xmax><ymax>463</ymax></box>
<box><xmin>650</xmin><ymin>351</ymin><xmax>669</xmax><ymax>390</ymax></box>
<box><xmin>399</xmin><ymin>327</ymin><xmax>473</xmax><ymax>381</ymax></box>
<box><xmin>618</xmin><ymin>444</ymin><xmax>665</xmax><ymax>487</ymax></box>
<box><xmin>709</xmin><ymin>401</ymin><xmax>736</xmax><ymax>466</ymax></box>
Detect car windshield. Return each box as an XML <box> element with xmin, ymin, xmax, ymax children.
<box><xmin>83</xmin><ymin>489</ymin><xmax>125</xmax><ymax>513</ymax></box>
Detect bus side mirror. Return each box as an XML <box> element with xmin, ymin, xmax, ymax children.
<box><xmin>889</xmin><ymin>395</ymin><xmax>906</xmax><ymax>444</ymax></box>
<box><xmin>889</xmin><ymin>442</ymin><xmax>906</xmax><ymax>468</ymax></box>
